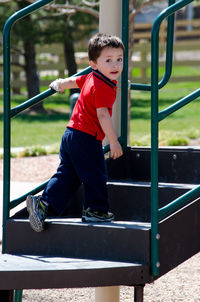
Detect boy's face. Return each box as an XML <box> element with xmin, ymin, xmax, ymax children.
<box><xmin>90</xmin><ymin>47</ymin><xmax>123</xmax><ymax>81</ymax></box>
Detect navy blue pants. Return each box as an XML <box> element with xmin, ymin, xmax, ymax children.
<box><xmin>42</xmin><ymin>127</ymin><xmax>109</xmax><ymax>215</ymax></box>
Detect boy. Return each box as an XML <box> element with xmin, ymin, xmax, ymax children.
<box><xmin>26</xmin><ymin>33</ymin><xmax>124</xmax><ymax>232</ymax></box>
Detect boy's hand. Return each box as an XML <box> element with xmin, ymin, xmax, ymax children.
<box><xmin>49</xmin><ymin>79</ymin><xmax>65</xmax><ymax>93</ymax></box>
<box><xmin>49</xmin><ymin>77</ymin><xmax>78</xmax><ymax>92</ymax></box>
<box><xmin>110</xmin><ymin>141</ymin><xmax>123</xmax><ymax>160</ymax></box>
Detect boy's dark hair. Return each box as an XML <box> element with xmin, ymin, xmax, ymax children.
<box><xmin>88</xmin><ymin>33</ymin><xmax>125</xmax><ymax>62</ymax></box>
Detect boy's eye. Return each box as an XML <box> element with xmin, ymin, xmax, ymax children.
<box><xmin>106</xmin><ymin>59</ymin><xmax>111</xmax><ymax>63</ymax></box>
<box><xmin>117</xmin><ymin>58</ymin><xmax>123</xmax><ymax>62</ymax></box>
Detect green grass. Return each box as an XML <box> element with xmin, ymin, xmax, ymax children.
<box><xmin>0</xmin><ymin>93</ymin><xmax>71</xmax><ymax>148</ymax></box>
<box><xmin>130</xmin><ymin>81</ymin><xmax>200</xmax><ymax>146</ymax></box>
<box><xmin>132</xmin><ymin>66</ymin><xmax>200</xmax><ymax>78</ymax></box>
<box><xmin>0</xmin><ymin>78</ymin><xmax>200</xmax><ymax>153</ymax></box>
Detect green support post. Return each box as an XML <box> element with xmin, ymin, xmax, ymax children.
<box><xmin>14</xmin><ymin>290</ymin><xmax>23</xmax><ymax>302</ymax></box>
<box><xmin>151</xmin><ymin>13</ymin><xmax>160</xmax><ymax>277</ymax></box>
<box><xmin>121</xmin><ymin>0</ymin><xmax>129</xmax><ymax>149</ymax></box>
<box><xmin>150</xmin><ymin>0</ymin><xmax>194</xmax><ymax>277</ymax></box>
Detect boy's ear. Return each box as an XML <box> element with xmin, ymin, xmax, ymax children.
<box><xmin>89</xmin><ymin>60</ymin><xmax>97</xmax><ymax>70</ymax></box>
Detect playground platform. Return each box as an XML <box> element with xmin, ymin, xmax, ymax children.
<box><xmin>1</xmin><ymin>146</ymin><xmax>200</xmax><ymax>300</ymax></box>
<box><xmin>2</xmin><ymin>0</ymin><xmax>200</xmax><ymax>300</ymax></box>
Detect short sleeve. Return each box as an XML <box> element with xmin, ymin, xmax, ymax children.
<box><xmin>94</xmin><ymin>85</ymin><xmax>116</xmax><ymax>110</ymax></box>
<box><xmin>76</xmin><ymin>75</ymin><xmax>87</xmax><ymax>89</ymax></box>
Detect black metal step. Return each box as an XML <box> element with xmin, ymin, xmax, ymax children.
<box><xmin>0</xmin><ymin>254</ymin><xmax>150</xmax><ymax>289</ymax></box>
<box><xmin>108</xmin><ymin>181</ymin><xmax>194</xmax><ymax>222</ymax></box>
<box><xmin>11</xmin><ymin>181</ymin><xmax>192</xmax><ymax>223</ymax></box>
<box><xmin>159</xmin><ymin>196</ymin><xmax>200</xmax><ymax>277</ymax></box>
<box><xmin>107</xmin><ymin>146</ymin><xmax>200</xmax><ymax>185</ymax></box>
<box><xmin>62</xmin><ymin>180</ymin><xmax>194</xmax><ymax>222</ymax></box>
<box><xmin>5</xmin><ymin>219</ymin><xmax>151</xmax><ymax>265</ymax></box>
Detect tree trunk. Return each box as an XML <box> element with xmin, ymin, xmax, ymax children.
<box><xmin>23</xmin><ymin>40</ymin><xmax>45</xmax><ymax>112</ymax></box>
<box><xmin>63</xmin><ymin>34</ymin><xmax>80</xmax><ymax>95</ymax></box>
<box><xmin>24</xmin><ymin>40</ymin><xmax>40</xmax><ymax>98</ymax></box>
<box><xmin>17</xmin><ymin>0</ymin><xmax>44</xmax><ymax>113</ymax></box>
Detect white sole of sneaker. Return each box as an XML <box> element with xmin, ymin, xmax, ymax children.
<box><xmin>82</xmin><ymin>216</ymin><xmax>114</xmax><ymax>223</ymax></box>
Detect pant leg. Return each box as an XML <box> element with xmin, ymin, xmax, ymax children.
<box><xmin>42</xmin><ymin>129</ymin><xmax>81</xmax><ymax>215</ymax></box>
<box><xmin>67</xmin><ymin>128</ymin><xmax>109</xmax><ymax>213</ymax></box>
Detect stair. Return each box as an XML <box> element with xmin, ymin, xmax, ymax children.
<box><xmin>0</xmin><ymin>254</ymin><xmax>149</xmax><ymax>289</ymax></box>
<box><xmin>5</xmin><ymin>219</ymin><xmax>150</xmax><ymax>264</ymax></box>
<box><xmin>2</xmin><ymin>146</ymin><xmax>200</xmax><ymax>290</ymax></box>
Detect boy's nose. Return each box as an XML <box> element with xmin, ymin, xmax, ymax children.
<box><xmin>112</xmin><ymin>62</ymin><xmax>118</xmax><ymax>68</ymax></box>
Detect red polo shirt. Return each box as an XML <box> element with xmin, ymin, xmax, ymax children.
<box><xmin>67</xmin><ymin>70</ymin><xmax>117</xmax><ymax>141</ymax></box>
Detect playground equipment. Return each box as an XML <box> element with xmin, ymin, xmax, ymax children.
<box><xmin>1</xmin><ymin>0</ymin><xmax>200</xmax><ymax>301</ymax></box>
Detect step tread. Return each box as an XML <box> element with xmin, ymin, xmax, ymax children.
<box><xmin>0</xmin><ymin>253</ymin><xmax>143</xmax><ymax>271</ymax></box>
<box><xmin>0</xmin><ymin>254</ymin><xmax>150</xmax><ymax>289</ymax></box>
<box><xmin>10</xmin><ymin>218</ymin><xmax>151</xmax><ymax>229</ymax></box>
<box><xmin>6</xmin><ymin>219</ymin><xmax>150</xmax><ymax>263</ymax></box>
<box><xmin>108</xmin><ymin>180</ymin><xmax>197</xmax><ymax>189</ymax></box>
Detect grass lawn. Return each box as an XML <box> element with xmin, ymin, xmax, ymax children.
<box><xmin>0</xmin><ymin>94</ymin><xmax>70</xmax><ymax>152</ymax></box>
<box><xmin>130</xmin><ymin>81</ymin><xmax>200</xmax><ymax>146</ymax></box>
<box><xmin>0</xmin><ymin>79</ymin><xmax>200</xmax><ymax>155</ymax></box>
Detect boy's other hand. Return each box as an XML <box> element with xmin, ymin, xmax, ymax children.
<box><xmin>110</xmin><ymin>141</ymin><xmax>123</xmax><ymax>160</ymax></box>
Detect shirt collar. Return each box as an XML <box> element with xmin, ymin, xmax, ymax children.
<box><xmin>92</xmin><ymin>69</ymin><xmax>117</xmax><ymax>89</ymax></box>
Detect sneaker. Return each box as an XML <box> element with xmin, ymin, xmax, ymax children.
<box><xmin>26</xmin><ymin>195</ymin><xmax>48</xmax><ymax>232</ymax></box>
<box><xmin>82</xmin><ymin>207</ymin><xmax>114</xmax><ymax>222</ymax></box>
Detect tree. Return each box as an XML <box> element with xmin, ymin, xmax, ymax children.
<box><xmin>1</xmin><ymin>0</ymin><xmax>98</xmax><ymax>109</ymax></box>
<box><xmin>0</xmin><ymin>1</ymin><xmax>22</xmax><ymax>94</ymax></box>
<box><xmin>1</xmin><ymin>0</ymin><xmax>163</xmax><ymax>115</ymax></box>
<box><xmin>41</xmin><ymin>0</ymin><xmax>164</xmax><ymax>83</ymax></box>
<box><xmin>16</xmin><ymin>0</ymin><xmax>48</xmax><ymax>112</ymax></box>
<box><xmin>0</xmin><ymin>0</ymin><xmax>44</xmax><ymax>111</ymax></box>
<box><xmin>39</xmin><ymin>7</ymin><xmax>97</xmax><ymax>95</ymax></box>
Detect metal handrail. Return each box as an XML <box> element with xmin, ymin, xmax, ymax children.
<box><xmin>5</xmin><ymin>0</ymin><xmax>130</xmax><ymax>210</ymax></box>
<box><xmin>121</xmin><ymin>0</ymin><xmax>129</xmax><ymax>148</ymax></box>
<box><xmin>3</xmin><ymin>0</ymin><xmax>55</xmax><ymax>253</ymax></box>
<box><xmin>130</xmin><ymin>0</ymin><xmax>176</xmax><ymax>92</ymax></box>
<box><xmin>158</xmin><ymin>185</ymin><xmax>200</xmax><ymax>221</ymax></box>
<box><xmin>3</xmin><ymin>0</ymin><xmax>129</xmax><ymax>253</ymax></box>
<box><xmin>159</xmin><ymin>89</ymin><xmax>200</xmax><ymax>122</ymax></box>
<box><xmin>10</xmin><ymin>67</ymin><xmax>92</xmax><ymax>118</ymax></box>
<box><xmin>150</xmin><ymin>0</ymin><xmax>195</xmax><ymax>277</ymax></box>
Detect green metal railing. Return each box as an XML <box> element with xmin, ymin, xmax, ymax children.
<box><xmin>3</xmin><ymin>0</ymin><xmax>129</xmax><ymax>252</ymax></box>
<box><xmin>2</xmin><ymin>0</ymin><xmax>93</xmax><ymax>251</ymax></box>
<box><xmin>129</xmin><ymin>0</ymin><xmax>176</xmax><ymax>276</ymax></box>
<box><xmin>150</xmin><ymin>0</ymin><xmax>199</xmax><ymax>276</ymax></box>
<box><xmin>3</xmin><ymin>0</ymin><xmax>198</xmax><ymax>281</ymax></box>
<box><xmin>130</xmin><ymin>0</ymin><xmax>175</xmax><ymax>92</ymax></box>
<box><xmin>130</xmin><ymin>0</ymin><xmax>199</xmax><ymax>276</ymax></box>
<box><xmin>3</xmin><ymin>0</ymin><xmax>56</xmax><ymax>253</ymax></box>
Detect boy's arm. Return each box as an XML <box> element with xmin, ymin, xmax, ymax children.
<box><xmin>49</xmin><ymin>77</ymin><xmax>78</xmax><ymax>93</ymax></box>
<box><xmin>97</xmin><ymin>107</ymin><xmax>123</xmax><ymax>160</ymax></box>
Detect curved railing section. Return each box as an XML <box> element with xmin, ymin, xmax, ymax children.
<box><xmin>3</xmin><ymin>0</ymin><xmax>129</xmax><ymax>252</ymax></box>
<box><xmin>3</xmin><ymin>0</ymin><xmax>56</xmax><ymax>252</ymax></box>
<box><xmin>130</xmin><ymin>0</ymin><xmax>176</xmax><ymax>92</ymax></box>
<box><xmin>3</xmin><ymin>0</ymin><xmax>92</xmax><ymax>248</ymax></box>
<box><xmin>150</xmin><ymin>0</ymin><xmax>197</xmax><ymax>277</ymax></box>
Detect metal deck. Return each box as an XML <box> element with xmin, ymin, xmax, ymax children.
<box><xmin>0</xmin><ymin>254</ymin><xmax>149</xmax><ymax>289</ymax></box>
